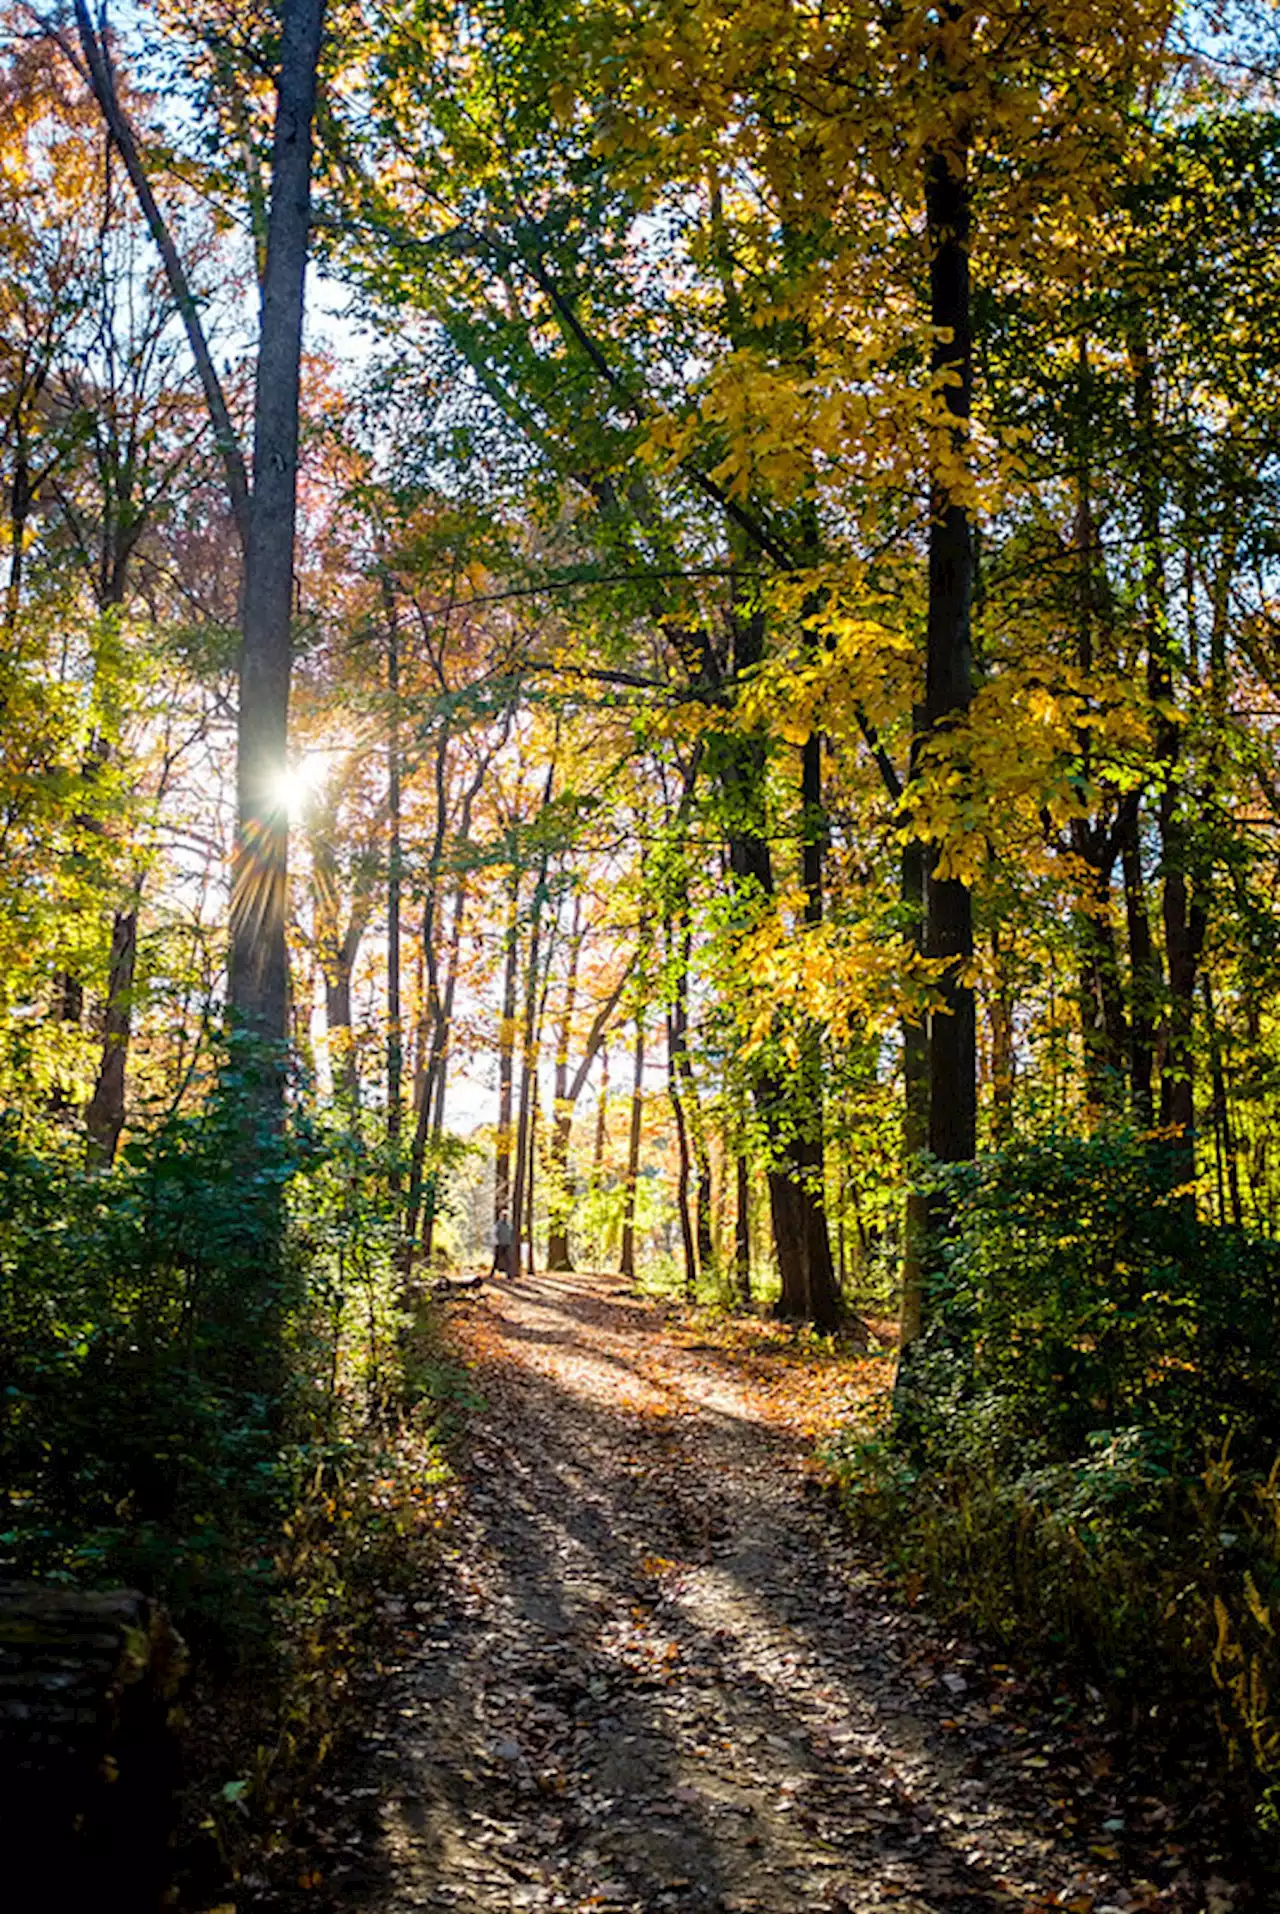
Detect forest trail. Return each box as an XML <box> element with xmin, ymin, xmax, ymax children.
<box><xmin>307</xmin><ymin>1272</ymin><xmax>1212</xmax><ymax>1914</ymax></box>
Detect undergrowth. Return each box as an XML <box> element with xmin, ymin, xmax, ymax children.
<box><xmin>826</xmin><ymin>1132</ymin><xmax>1280</xmax><ymax>1841</ymax></box>
<box><xmin>0</xmin><ymin>1063</ymin><xmax>462</xmax><ymax>1902</ymax></box>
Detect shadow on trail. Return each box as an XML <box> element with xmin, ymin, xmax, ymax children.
<box><xmin>310</xmin><ymin>1272</ymin><xmax>1065</xmax><ymax>1914</ymax></box>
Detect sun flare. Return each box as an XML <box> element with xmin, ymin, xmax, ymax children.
<box><xmin>272</xmin><ymin>753</ymin><xmax>331</xmax><ymax>820</ymax></box>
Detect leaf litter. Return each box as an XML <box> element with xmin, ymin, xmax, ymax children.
<box><xmin>266</xmin><ymin>1271</ymin><xmax>1251</xmax><ymax>1914</ymax></box>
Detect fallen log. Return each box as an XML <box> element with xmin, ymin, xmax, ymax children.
<box><xmin>0</xmin><ymin>1581</ymin><xmax>186</xmax><ymax>1912</ymax></box>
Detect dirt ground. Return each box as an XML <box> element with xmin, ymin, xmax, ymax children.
<box><xmin>290</xmin><ymin>1269</ymin><xmax>1246</xmax><ymax>1914</ymax></box>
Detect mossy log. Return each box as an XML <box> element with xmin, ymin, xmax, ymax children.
<box><xmin>0</xmin><ymin>1581</ymin><xmax>186</xmax><ymax>1911</ymax></box>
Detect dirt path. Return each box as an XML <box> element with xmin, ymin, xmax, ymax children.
<box><xmin>306</xmin><ymin>1271</ymin><xmax>1228</xmax><ymax>1914</ymax></box>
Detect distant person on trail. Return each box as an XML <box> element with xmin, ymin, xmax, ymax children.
<box><xmin>491</xmin><ymin>1210</ymin><xmax>513</xmax><ymax>1278</ymax></box>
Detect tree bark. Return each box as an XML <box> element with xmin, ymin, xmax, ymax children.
<box><xmin>546</xmin><ymin>897</ymin><xmax>584</xmax><ymax>1270</ymax></box>
<box><xmin>0</xmin><ymin>1582</ymin><xmax>186</xmax><ymax>1914</ymax></box>
<box><xmin>494</xmin><ymin>866</ymin><xmax>520</xmax><ymax>1230</ymax></box>
<box><xmin>227</xmin><ymin>0</ymin><xmax>327</xmax><ymax>1080</ymax></box>
<box><xmin>899</xmin><ymin>833</ymin><xmax>929</xmax><ymax>1348</ymax></box>
<box><xmin>386</xmin><ymin>583</ymin><xmax>403</xmax><ymax>1189</ymax></box>
<box><xmin>922</xmin><ymin>119</ymin><xmax>977</xmax><ymax>1180</ymax></box>
<box><xmin>735</xmin><ymin>1153</ymin><xmax>751</xmax><ymax>1304</ymax></box>
<box><xmin>666</xmin><ymin>914</ymin><xmax>699</xmax><ymax>1299</ymax></box>
<box><xmin>84</xmin><ymin>892</ymin><xmax>140</xmax><ymax>1167</ymax></box>
<box><xmin>619</xmin><ymin>1015</ymin><xmax>645</xmax><ymax>1282</ymax></box>
<box><xmin>1132</xmin><ymin>330</ymin><xmax>1204</xmax><ymax>1181</ymax></box>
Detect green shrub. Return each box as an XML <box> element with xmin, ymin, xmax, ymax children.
<box><xmin>832</xmin><ymin>1131</ymin><xmax>1280</xmax><ymax>1826</ymax></box>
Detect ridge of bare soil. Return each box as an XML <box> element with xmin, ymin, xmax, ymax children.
<box><xmin>272</xmin><ymin>1270</ymin><xmax>1248</xmax><ymax>1914</ymax></box>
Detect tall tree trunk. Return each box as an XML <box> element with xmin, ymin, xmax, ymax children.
<box><xmin>525</xmin><ymin>1083</ymin><xmax>538</xmax><ymax>1274</ymax></box>
<box><xmin>511</xmin><ymin>891</ymin><xmax>545</xmax><ymax>1281</ymax></box>
<box><xmin>722</xmin><ymin>604</ymin><xmax>837</xmax><ymax>1326</ymax></box>
<box><xmin>735</xmin><ymin>1153</ymin><xmax>751</xmax><ymax>1304</ymax></box>
<box><xmin>899</xmin><ymin>834</ymin><xmax>929</xmax><ymax>1348</ymax></box>
<box><xmin>1119</xmin><ymin>793</ymin><xmax>1158</xmax><ymax>1124</ymax></box>
<box><xmin>666</xmin><ymin>915</ymin><xmax>699</xmax><ymax>1300</ymax></box>
<box><xmin>546</xmin><ymin>898</ymin><xmax>584</xmax><ymax>1271</ymax></box>
<box><xmin>227</xmin><ymin>0</ymin><xmax>326</xmax><ymax>1085</ymax></box>
<box><xmin>386</xmin><ymin>584</ymin><xmax>403</xmax><ymax>1192</ymax></box>
<box><xmin>619</xmin><ymin>1016</ymin><xmax>646</xmax><ymax>1282</ymax></box>
<box><xmin>494</xmin><ymin>867</ymin><xmax>520</xmax><ymax>1232</ymax></box>
<box><xmin>1132</xmin><ymin>331</ymin><xmax>1203</xmax><ymax>1183</ymax></box>
<box><xmin>922</xmin><ymin>115</ymin><xmax>977</xmax><ymax>1186</ymax></box>
<box><xmin>795</xmin><ymin>730</ymin><xmax>842</xmax><ymax>1329</ymax></box>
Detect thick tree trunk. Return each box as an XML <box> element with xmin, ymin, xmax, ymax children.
<box><xmin>619</xmin><ymin>1016</ymin><xmax>645</xmax><ymax>1282</ymax></box>
<box><xmin>227</xmin><ymin>0</ymin><xmax>326</xmax><ymax>1079</ymax></box>
<box><xmin>0</xmin><ymin>1582</ymin><xmax>186</xmax><ymax>1914</ymax></box>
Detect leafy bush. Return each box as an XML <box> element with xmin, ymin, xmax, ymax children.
<box><xmin>831</xmin><ymin>1131</ymin><xmax>1280</xmax><ymax>1825</ymax></box>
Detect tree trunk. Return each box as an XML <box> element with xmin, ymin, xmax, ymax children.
<box><xmin>922</xmin><ymin>121</ymin><xmax>977</xmax><ymax>1183</ymax></box>
<box><xmin>227</xmin><ymin>0</ymin><xmax>326</xmax><ymax>1084</ymax></box>
<box><xmin>1119</xmin><ymin>793</ymin><xmax>1158</xmax><ymax>1125</ymax></box>
<box><xmin>899</xmin><ymin>834</ymin><xmax>929</xmax><ymax>1349</ymax></box>
<box><xmin>1132</xmin><ymin>330</ymin><xmax>1203</xmax><ymax>1184</ymax></box>
<box><xmin>546</xmin><ymin>898</ymin><xmax>583</xmax><ymax>1271</ymax></box>
<box><xmin>386</xmin><ymin>583</ymin><xmax>403</xmax><ymax>1190</ymax></box>
<box><xmin>721</xmin><ymin>605</ymin><xmax>839</xmax><ymax>1327</ymax></box>
<box><xmin>593</xmin><ymin>1046</ymin><xmax>609</xmax><ymax>1186</ymax></box>
<box><xmin>494</xmin><ymin>867</ymin><xmax>520</xmax><ymax>1231</ymax></box>
<box><xmin>666</xmin><ymin>915</ymin><xmax>699</xmax><ymax>1299</ymax></box>
<box><xmin>511</xmin><ymin>867</ymin><xmax>551</xmax><ymax>1280</ymax></box>
<box><xmin>989</xmin><ymin>925</ymin><xmax>1015</xmax><ymax>1146</ymax></box>
<box><xmin>735</xmin><ymin>1153</ymin><xmax>751</xmax><ymax>1304</ymax></box>
<box><xmin>619</xmin><ymin>1016</ymin><xmax>645</xmax><ymax>1282</ymax></box>
<box><xmin>85</xmin><ymin>892</ymin><xmax>140</xmax><ymax>1168</ymax></box>
<box><xmin>0</xmin><ymin>1582</ymin><xmax>186</xmax><ymax>1914</ymax></box>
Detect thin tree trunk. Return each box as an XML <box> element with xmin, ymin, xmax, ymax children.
<box><xmin>899</xmin><ymin>834</ymin><xmax>929</xmax><ymax>1349</ymax></box>
<box><xmin>523</xmin><ymin>1083</ymin><xmax>538</xmax><ymax>1276</ymax></box>
<box><xmin>1119</xmin><ymin>793</ymin><xmax>1158</xmax><ymax>1125</ymax></box>
<box><xmin>495</xmin><ymin>867</ymin><xmax>520</xmax><ymax>1232</ymax></box>
<box><xmin>1203</xmin><ymin>976</ymin><xmax>1242</xmax><ymax>1229</ymax></box>
<box><xmin>546</xmin><ymin>898</ymin><xmax>584</xmax><ymax>1271</ymax></box>
<box><xmin>386</xmin><ymin>583</ymin><xmax>403</xmax><ymax>1192</ymax></box>
<box><xmin>666</xmin><ymin>915</ymin><xmax>698</xmax><ymax>1299</ymax></box>
<box><xmin>619</xmin><ymin>1016</ymin><xmax>645</xmax><ymax>1282</ymax></box>
<box><xmin>796</xmin><ymin>730</ymin><xmax>842</xmax><ymax>1330</ymax></box>
<box><xmin>922</xmin><ymin>113</ymin><xmax>977</xmax><ymax>1183</ymax></box>
<box><xmin>84</xmin><ymin>889</ymin><xmax>140</xmax><ymax>1168</ymax></box>
<box><xmin>1132</xmin><ymin>331</ymin><xmax>1203</xmax><ymax>1184</ymax></box>
<box><xmin>989</xmin><ymin>925</ymin><xmax>1015</xmax><ymax>1146</ymax></box>
<box><xmin>593</xmin><ymin>1047</ymin><xmax>609</xmax><ymax>1187</ymax></box>
<box><xmin>735</xmin><ymin>1153</ymin><xmax>751</xmax><ymax>1304</ymax></box>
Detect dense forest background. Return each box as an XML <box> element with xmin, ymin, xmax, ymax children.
<box><xmin>6</xmin><ymin>0</ymin><xmax>1280</xmax><ymax>1882</ymax></box>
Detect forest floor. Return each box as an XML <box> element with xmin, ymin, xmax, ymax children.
<box><xmin>277</xmin><ymin>1269</ymin><xmax>1248</xmax><ymax>1914</ymax></box>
